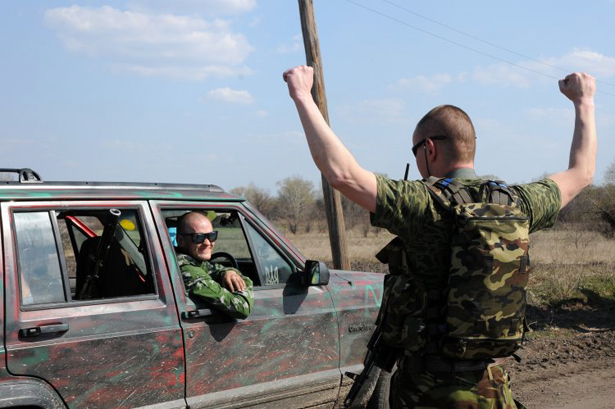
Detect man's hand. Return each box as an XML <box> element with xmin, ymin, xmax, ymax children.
<box><xmin>222</xmin><ymin>270</ymin><xmax>247</xmax><ymax>293</ymax></box>
<box><xmin>559</xmin><ymin>72</ymin><xmax>596</xmax><ymax>105</ymax></box>
<box><xmin>283</xmin><ymin>65</ymin><xmax>314</xmax><ymax>101</ymax></box>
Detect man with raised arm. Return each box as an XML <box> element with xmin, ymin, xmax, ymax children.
<box><xmin>284</xmin><ymin>66</ymin><xmax>596</xmax><ymax>408</ymax></box>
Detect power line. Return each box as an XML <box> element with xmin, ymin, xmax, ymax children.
<box><xmin>381</xmin><ymin>0</ymin><xmax>615</xmax><ymax>89</ymax></box>
<box><xmin>341</xmin><ymin>0</ymin><xmax>615</xmax><ymax>97</ymax></box>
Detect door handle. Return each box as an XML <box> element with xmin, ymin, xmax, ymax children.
<box><xmin>181</xmin><ymin>309</ymin><xmax>214</xmax><ymax>319</ymax></box>
<box><xmin>19</xmin><ymin>323</ymin><xmax>70</xmax><ymax>338</ymax></box>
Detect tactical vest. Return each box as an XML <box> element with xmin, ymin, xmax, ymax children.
<box><xmin>377</xmin><ymin>178</ymin><xmax>530</xmax><ymax>360</ymax></box>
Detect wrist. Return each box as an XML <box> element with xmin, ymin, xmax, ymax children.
<box><xmin>573</xmin><ymin>97</ymin><xmax>595</xmax><ymax>108</ymax></box>
<box><xmin>292</xmin><ymin>92</ymin><xmax>314</xmax><ymax>105</ymax></box>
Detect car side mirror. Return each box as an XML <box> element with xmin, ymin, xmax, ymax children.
<box><xmin>302</xmin><ymin>260</ymin><xmax>330</xmax><ymax>286</ymax></box>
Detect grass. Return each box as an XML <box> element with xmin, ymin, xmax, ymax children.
<box><xmin>287</xmin><ymin>226</ymin><xmax>615</xmax><ymax>311</ymax></box>
<box><xmin>286</xmin><ymin>227</ymin><xmax>395</xmax><ymax>262</ymax></box>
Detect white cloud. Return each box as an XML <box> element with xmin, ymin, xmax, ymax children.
<box><xmin>277</xmin><ymin>34</ymin><xmax>302</xmax><ymax>54</ymax></box>
<box><xmin>119</xmin><ymin>65</ymin><xmax>253</xmax><ymax>81</ymax></box>
<box><xmin>255</xmin><ymin>110</ymin><xmax>269</xmax><ymax>117</ymax></box>
<box><xmin>207</xmin><ymin>87</ymin><xmax>255</xmax><ymax>104</ymax></box>
<box><xmin>337</xmin><ymin>98</ymin><xmax>408</xmax><ymax>124</ymax></box>
<box><xmin>525</xmin><ymin>107</ymin><xmax>574</xmax><ymax>124</ymax></box>
<box><xmin>472</xmin><ymin>64</ymin><xmax>535</xmax><ymax>88</ymax></box>
<box><xmin>390</xmin><ymin>73</ymin><xmax>452</xmax><ymax>94</ymax></box>
<box><xmin>471</xmin><ymin>49</ymin><xmax>615</xmax><ymax>88</ymax></box>
<box><xmin>45</xmin><ymin>6</ymin><xmax>254</xmax><ymax>80</ymax></box>
<box><xmin>546</xmin><ymin>49</ymin><xmax>615</xmax><ymax>78</ymax></box>
<box><xmin>126</xmin><ymin>0</ymin><xmax>257</xmax><ymax>16</ymax></box>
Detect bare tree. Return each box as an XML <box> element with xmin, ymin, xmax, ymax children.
<box><xmin>605</xmin><ymin>158</ymin><xmax>615</xmax><ymax>185</ymax></box>
<box><xmin>276</xmin><ymin>176</ymin><xmax>315</xmax><ymax>234</ymax></box>
<box><xmin>231</xmin><ymin>183</ymin><xmax>274</xmax><ymax>218</ymax></box>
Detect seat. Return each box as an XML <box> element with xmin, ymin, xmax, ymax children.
<box><xmin>75</xmin><ymin>236</ymin><xmax>149</xmax><ymax>300</ymax></box>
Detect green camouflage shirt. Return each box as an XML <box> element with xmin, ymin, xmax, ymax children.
<box><xmin>371</xmin><ymin>170</ymin><xmax>561</xmax><ymax>287</ymax></box>
<box><xmin>177</xmin><ymin>253</ymin><xmax>255</xmax><ymax>319</ymax></box>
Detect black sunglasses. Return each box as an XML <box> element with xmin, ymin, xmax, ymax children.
<box><xmin>411</xmin><ymin>135</ymin><xmax>447</xmax><ymax>157</ymax></box>
<box><xmin>179</xmin><ymin>231</ymin><xmax>218</xmax><ymax>244</ymax></box>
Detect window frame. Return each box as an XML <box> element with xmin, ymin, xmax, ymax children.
<box><xmin>11</xmin><ymin>203</ymin><xmax>160</xmax><ymax>311</ymax></box>
<box><xmin>159</xmin><ymin>204</ymin><xmax>299</xmax><ymax>290</ymax></box>
<box><xmin>238</xmin><ymin>213</ymin><xmax>299</xmax><ymax>288</ymax></box>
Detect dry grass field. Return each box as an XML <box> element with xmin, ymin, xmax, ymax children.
<box><xmin>287</xmin><ymin>226</ymin><xmax>615</xmax><ymax>310</ymax></box>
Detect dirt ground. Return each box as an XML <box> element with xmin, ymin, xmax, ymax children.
<box><xmin>349</xmin><ymin>262</ymin><xmax>615</xmax><ymax>409</ymax></box>
<box><xmin>510</xmin><ymin>330</ymin><xmax>615</xmax><ymax>409</ymax></box>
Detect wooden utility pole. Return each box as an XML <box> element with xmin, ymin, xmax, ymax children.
<box><xmin>298</xmin><ymin>0</ymin><xmax>350</xmax><ymax>270</ymax></box>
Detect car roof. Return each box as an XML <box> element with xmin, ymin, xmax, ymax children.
<box><xmin>0</xmin><ymin>181</ymin><xmax>244</xmax><ymax>202</ymax></box>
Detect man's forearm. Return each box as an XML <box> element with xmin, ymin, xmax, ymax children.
<box><xmin>292</xmin><ymin>94</ymin><xmax>358</xmax><ymax>187</ymax></box>
<box><xmin>568</xmin><ymin>101</ymin><xmax>597</xmax><ymax>181</ymax></box>
<box><xmin>284</xmin><ymin>65</ymin><xmax>378</xmax><ymax>212</ymax></box>
<box><xmin>548</xmin><ymin>73</ymin><xmax>597</xmax><ymax>208</ymax></box>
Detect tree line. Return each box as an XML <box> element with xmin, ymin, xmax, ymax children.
<box><xmin>233</xmin><ymin>159</ymin><xmax>615</xmax><ymax>239</ymax></box>
<box><xmin>231</xmin><ymin>176</ymin><xmax>377</xmax><ymax>236</ymax></box>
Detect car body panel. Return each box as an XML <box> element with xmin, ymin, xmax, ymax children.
<box><xmin>327</xmin><ymin>271</ymin><xmax>384</xmax><ymax>369</ymax></box>
<box><xmin>1</xmin><ymin>201</ymin><xmax>186</xmax><ymax>408</ymax></box>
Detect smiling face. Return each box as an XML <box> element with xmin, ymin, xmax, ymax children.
<box><xmin>176</xmin><ymin>212</ymin><xmax>215</xmax><ymax>262</ymax></box>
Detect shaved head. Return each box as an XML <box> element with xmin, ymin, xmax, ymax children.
<box><xmin>176</xmin><ymin>212</ymin><xmax>215</xmax><ymax>262</ymax></box>
<box><xmin>178</xmin><ymin>211</ymin><xmax>211</xmax><ymax>234</ymax></box>
<box><xmin>414</xmin><ymin>105</ymin><xmax>476</xmax><ymax>163</ymax></box>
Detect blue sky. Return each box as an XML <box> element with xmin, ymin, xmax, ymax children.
<box><xmin>1</xmin><ymin>0</ymin><xmax>614</xmax><ymax>194</ymax></box>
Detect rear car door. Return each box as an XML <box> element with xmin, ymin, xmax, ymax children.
<box><xmin>151</xmin><ymin>201</ymin><xmax>341</xmax><ymax>408</ymax></box>
<box><xmin>1</xmin><ymin>201</ymin><xmax>185</xmax><ymax>408</ymax></box>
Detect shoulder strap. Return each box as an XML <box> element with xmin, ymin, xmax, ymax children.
<box><xmin>479</xmin><ymin>180</ymin><xmax>520</xmax><ymax>206</ymax></box>
<box><xmin>425</xmin><ymin>177</ymin><xmax>474</xmax><ymax>208</ymax></box>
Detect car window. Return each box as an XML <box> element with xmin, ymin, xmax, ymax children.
<box><xmin>14</xmin><ymin>212</ymin><xmax>66</xmax><ymax>306</ymax></box>
<box><xmin>164</xmin><ymin>209</ymin><xmax>297</xmax><ymax>287</ymax></box>
<box><xmin>244</xmin><ymin>222</ymin><xmax>295</xmax><ymax>286</ymax></box>
<box><xmin>164</xmin><ymin>209</ymin><xmax>260</xmax><ymax>286</ymax></box>
<box><xmin>14</xmin><ymin>208</ymin><xmax>156</xmax><ymax>307</ymax></box>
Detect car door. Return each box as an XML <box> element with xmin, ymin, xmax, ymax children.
<box><xmin>1</xmin><ymin>201</ymin><xmax>185</xmax><ymax>409</ymax></box>
<box><xmin>151</xmin><ymin>201</ymin><xmax>341</xmax><ymax>408</ymax></box>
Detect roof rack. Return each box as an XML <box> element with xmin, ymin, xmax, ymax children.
<box><xmin>0</xmin><ymin>168</ymin><xmax>43</xmax><ymax>183</ymax></box>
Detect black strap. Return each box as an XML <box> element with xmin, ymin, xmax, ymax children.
<box><xmin>404</xmin><ymin>355</ymin><xmax>494</xmax><ymax>374</ymax></box>
<box><xmin>427</xmin><ymin>177</ymin><xmax>521</xmax><ymax>208</ymax></box>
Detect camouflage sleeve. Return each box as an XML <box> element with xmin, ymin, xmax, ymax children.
<box><xmin>513</xmin><ymin>178</ymin><xmax>562</xmax><ymax>233</ymax></box>
<box><xmin>180</xmin><ymin>263</ymin><xmax>255</xmax><ymax>319</ymax></box>
<box><xmin>370</xmin><ymin>174</ymin><xmax>432</xmax><ymax>238</ymax></box>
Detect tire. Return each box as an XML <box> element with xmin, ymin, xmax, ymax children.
<box><xmin>366</xmin><ymin>368</ymin><xmax>393</xmax><ymax>409</ymax></box>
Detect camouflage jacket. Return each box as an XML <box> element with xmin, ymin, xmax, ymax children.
<box><xmin>371</xmin><ymin>169</ymin><xmax>561</xmax><ymax>288</ymax></box>
<box><xmin>177</xmin><ymin>253</ymin><xmax>255</xmax><ymax>319</ymax></box>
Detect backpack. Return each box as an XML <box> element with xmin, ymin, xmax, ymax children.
<box><xmin>426</xmin><ymin>177</ymin><xmax>531</xmax><ymax>359</ymax></box>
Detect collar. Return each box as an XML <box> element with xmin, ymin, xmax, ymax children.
<box><xmin>445</xmin><ymin>167</ymin><xmax>478</xmax><ymax>179</ymax></box>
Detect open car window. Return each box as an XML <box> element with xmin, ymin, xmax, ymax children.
<box><xmin>163</xmin><ymin>209</ymin><xmax>297</xmax><ymax>287</ymax></box>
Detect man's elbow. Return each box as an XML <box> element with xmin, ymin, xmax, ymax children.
<box><xmin>326</xmin><ymin>169</ymin><xmax>355</xmax><ymax>191</ymax></box>
<box><xmin>580</xmin><ymin>166</ymin><xmax>595</xmax><ymax>189</ymax></box>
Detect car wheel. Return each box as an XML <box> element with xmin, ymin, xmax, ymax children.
<box><xmin>366</xmin><ymin>367</ymin><xmax>393</xmax><ymax>409</ymax></box>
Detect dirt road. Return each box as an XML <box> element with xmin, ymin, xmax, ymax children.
<box><xmin>510</xmin><ymin>330</ymin><xmax>615</xmax><ymax>409</ymax></box>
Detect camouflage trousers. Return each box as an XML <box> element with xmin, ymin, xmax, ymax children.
<box><xmin>390</xmin><ymin>362</ymin><xmax>524</xmax><ymax>409</ymax></box>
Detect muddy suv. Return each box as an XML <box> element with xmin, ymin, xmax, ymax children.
<box><xmin>0</xmin><ymin>169</ymin><xmax>384</xmax><ymax>409</ymax></box>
